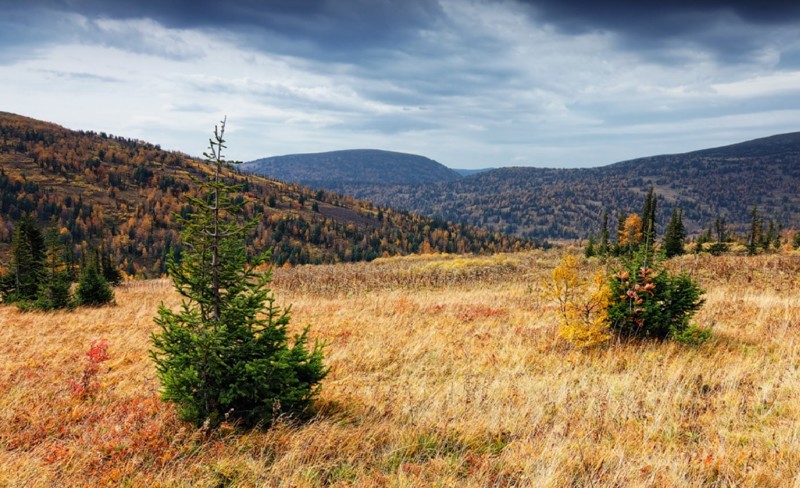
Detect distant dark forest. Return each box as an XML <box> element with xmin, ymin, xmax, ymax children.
<box><xmin>322</xmin><ymin>133</ymin><xmax>800</xmax><ymax>239</ymax></box>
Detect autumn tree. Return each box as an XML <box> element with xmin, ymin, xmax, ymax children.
<box><xmin>151</xmin><ymin>119</ymin><xmax>327</xmax><ymax>427</ymax></box>
<box><xmin>618</xmin><ymin>213</ymin><xmax>643</xmax><ymax>256</ymax></box>
<box><xmin>544</xmin><ymin>254</ymin><xmax>611</xmax><ymax>348</ymax></box>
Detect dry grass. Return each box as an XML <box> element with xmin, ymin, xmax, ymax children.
<box><xmin>2</xmin><ymin>251</ymin><xmax>800</xmax><ymax>487</ymax></box>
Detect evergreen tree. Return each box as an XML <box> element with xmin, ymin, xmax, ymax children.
<box><xmin>709</xmin><ymin>215</ymin><xmax>728</xmax><ymax>255</ymax></box>
<box><xmin>662</xmin><ymin>208</ymin><xmax>686</xmax><ymax>258</ymax></box>
<box><xmin>100</xmin><ymin>246</ymin><xmax>123</xmax><ymax>286</ymax></box>
<box><xmin>34</xmin><ymin>228</ymin><xmax>73</xmax><ymax>310</ymax></box>
<box><xmin>774</xmin><ymin>223</ymin><xmax>783</xmax><ymax>250</ymax></box>
<box><xmin>584</xmin><ymin>234</ymin><xmax>596</xmax><ymax>258</ymax></box>
<box><xmin>747</xmin><ymin>206</ymin><xmax>761</xmax><ymax>256</ymax></box>
<box><xmin>2</xmin><ymin>216</ymin><xmax>46</xmax><ymax>302</ymax></box>
<box><xmin>151</xmin><ymin>119</ymin><xmax>326</xmax><ymax>427</ymax></box>
<box><xmin>641</xmin><ymin>186</ymin><xmax>657</xmax><ymax>248</ymax></box>
<box><xmin>608</xmin><ymin>246</ymin><xmax>704</xmax><ymax>341</ymax></box>
<box><xmin>613</xmin><ymin>212</ymin><xmax>626</xmax><ymax>256</ymax></box>
<box><xmin>76</xmin><ymin>254</ymin><xmax>114</xmax><ymax>306</ymax></box>
<box><xmin>599</xmin><ymin>211</ymin><xmax>610</xmax><ymax>257</ymax></box>
<box><xmin>764</xmin><ymin>220</ymin><xmax>780</xmax><ymax>251</ymax></box>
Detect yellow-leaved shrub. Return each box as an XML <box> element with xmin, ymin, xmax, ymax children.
<box><xmin>544</xmin><ymin>254</ymin><xmax>611</xmax><ymax>347</ymax></box>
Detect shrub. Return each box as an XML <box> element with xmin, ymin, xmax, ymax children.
<box><xmin>68</xmin><ymin>338</ymin><xmax>110</xmax><ymax>399</ymax></box>
<box><xmin>544</xmin><ymin>254</ymin><xmax>611</xmax><ymax>348</ymax></box>
<box><xmin>607</xmin><ymin>250</ymin><xmax>704</xmax><ymax>340</ymax></box>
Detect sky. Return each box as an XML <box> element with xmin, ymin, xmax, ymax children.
<box><xmin>1</xmin><ymin>1</ymin><xmax>799</xmax><ymax>169</ymax></box>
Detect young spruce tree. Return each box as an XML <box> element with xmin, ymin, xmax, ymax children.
<box><xmin>76</xmin><ymin>251</ymin><xmax>114</xmax><ymax>306</ymax></box>
<box><xmin>151</xmin><ymin>119</ymin><xmax>326</xmax><ymax>427</ymax></box>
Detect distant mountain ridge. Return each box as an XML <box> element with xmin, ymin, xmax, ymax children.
<box><xmin>414</xmin><ymin>132</ymin><xmax>800</xmax><ymax>238</ymax></box>
<box><xmin>241</xmin><ymin>149</ymin><xmax>461</xmax><ymax>191</ymax></box>
<box><xmin>252</xmin><ymin>132</ymin><xmax>800</xmax><ymax>239</ymax></box>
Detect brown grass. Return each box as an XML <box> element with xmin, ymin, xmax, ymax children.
<box><xmin>2</xmin><ymin>251</ymin><xmax>800</xmax><ymax>486</ymax></box>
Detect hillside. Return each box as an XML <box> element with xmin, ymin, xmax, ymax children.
<box><xmin>241</xmin><ymin>149</ymin><xmax>462</xmax><ymax>192</ymax></box>
<box><xmin>0</xmin><ymin>112</ymin><xmax>531</xmax><ymax>276</ymax></box>
<box><xmin>345</xmin><ymin>133</ymin><xmax>800</xmax><ymax>239</ymax></box>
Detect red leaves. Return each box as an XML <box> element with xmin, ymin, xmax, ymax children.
<box><xmin>68</xmin><ymin>338</ymin><xmax>110</xmax><ymax>399</ymax></box>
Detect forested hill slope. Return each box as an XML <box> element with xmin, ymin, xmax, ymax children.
<box><xmin>349</xmin><ymin>132</ymin><xmax>800</xmax><ymax>239</ymax></box>
<box><xmin>241</xmin><ymin>149</ymin><xmax>461</xmax><ymax>191</ymax></box>
<box><xmin>0</xmin><ymin>112</ymin><xmax>531</xmax><ymax>276</ymax></box>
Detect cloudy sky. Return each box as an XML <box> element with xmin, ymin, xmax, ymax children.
<box><xmin>1</xmin><ymin>0</ymin><xmax>799</xmax><ymax>168</ymax></box>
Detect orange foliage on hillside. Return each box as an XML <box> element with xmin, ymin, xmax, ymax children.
<box><xmin>0</xmin><ymin>112</ymin><xmax>532</xmax><ymax>276</ymax></box>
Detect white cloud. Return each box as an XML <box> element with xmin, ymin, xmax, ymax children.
<box><xmin>0</xmin><ymin>2</ymin><xmax>799</xmax><ymax>168</ymax></box>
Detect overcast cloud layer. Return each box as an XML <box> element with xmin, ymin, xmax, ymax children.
<box><xmin>1</xmin><ymin>0</ymin><xmax>799</xmax><ymax>168</ymax></box>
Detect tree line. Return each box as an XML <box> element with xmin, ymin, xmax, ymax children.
<box><xmin>585</xmin><ymin>186</ymin><xmax>795</xmax><ymax>259</ymax></box>
<box><xmin>0</xmin><ymin>215</ymin><xmax>117</xmax><ymax>309</ymax></box>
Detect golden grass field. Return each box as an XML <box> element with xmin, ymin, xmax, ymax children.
<box><xmin>1</xmin><ymin>250</ymin><xmax>799</xmax><ymax>487</ymax></box>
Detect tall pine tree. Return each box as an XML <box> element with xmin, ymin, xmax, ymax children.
<box><xmin>151</xmin><ymin>119</ymin><xmax>326</xmax><ymax>427</ymax></box>
<box><xmin>613</xmin><ymin>211</ymin><xmax>626</xmax><ymax>256</ymax></box>
<box><xmin>663</xmin><ymin>208</ymin><xmax>686</xmax><ymax>258</ymax></box>
<box><xmin>747</xmin><ymin>206</ymin><xmax>762</xmax><ymax>256</ymax></box>
<box><xmin>1</xmin><ymin>216</ymin><xmax>46</xmax><ymax>302</ymax></box>
<box><xmin>599</xmin><ymin>211</ymin><xmax>610</xmax><ymax>256</ymax></box>
<box><xmin>641</xmin><ymin>185</ymin><xmax>657</xmax><ymax>253</ymax></box>
<box><xmin>34</xmin><ymin>227</ymin><xmax>73</xmax><ymax>310</ymax></box>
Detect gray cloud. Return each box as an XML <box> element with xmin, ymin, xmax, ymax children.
<box><xmin>518</xmin><ymin>0</ymin><xmax>800</xmax><ymax>64</ymax></box>
<box><xmin>14</xmin><ymin>0</ymin><xmax>444</xmax><ymax>62</ymax></box>
<box><xmin>1</xmin><ymin>0</ymin><xmax>799</xmax><ymax>168</ymax></box>
<box><xmin>8</xmin><ymin>1</ymin><xmax>800</xmax><ymax>68</ymax></box>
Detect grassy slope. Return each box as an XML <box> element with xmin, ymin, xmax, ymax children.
<box><xmin>1</xmin><ymin>251</ymin><xmax>799</xmax><ymax>486</ymax></box>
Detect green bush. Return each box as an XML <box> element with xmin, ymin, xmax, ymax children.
<box><xmin>607</xmin><ymin>250</ymin><xmax>704</xmax><ymax>340</ymax></box>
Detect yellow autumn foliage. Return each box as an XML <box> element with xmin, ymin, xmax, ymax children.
<box><xmin>543</xmin><ymin>254</ymin><xmax>611</xmax><ymax>347</ymax></box>
<box><xmin>619</xmin><ymin>213</ymin><xmax>643</xmax><ymax>248</ymax></box>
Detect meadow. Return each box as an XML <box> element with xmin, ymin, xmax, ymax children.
<box><xmin>1</xmin><ymin>250</ymin><xmax>799</xmax><ymax>487</ymax></box>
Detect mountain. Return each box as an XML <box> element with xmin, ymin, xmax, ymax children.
<box><xmin>0</xmin><ymin>112</ymin><xmax>532</xmax><ymax>277</ymax></box>
<box><xmin>317</xmin><ymin>133</ymin><xmax>800</xmax><ymax>239</ymax></box>
<box><xmin>241</xmin><ymin>149</ymin><xmax>461</xmax><ymax>192</ymax></box>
